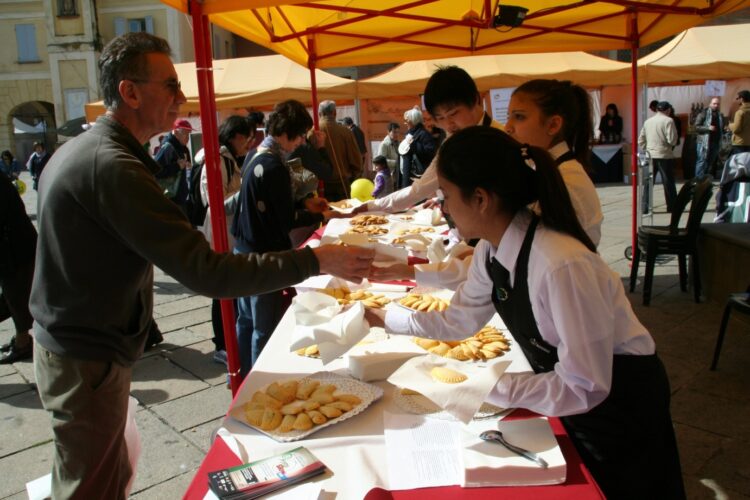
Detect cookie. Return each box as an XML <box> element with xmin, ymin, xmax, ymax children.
<box><xmin>307</xmin><ymin>410</ymin><xmax>328</xmax><ymax>425</ymax></box>
<box><xmin>293</xmin><ymin>412</ymin><xmax>313</xmax><ymax>431</ymax></box>
<box><xmin>267</xmin><ymin>382</ymin><xmax>296</xmax><ymax>404</ymax></box>
<box><xmin>319</xmin><ymin>405</ymin><xmax>343</xmax><ymax>419</ymax></box>
<box><xmin>334</xmin><ymin>394</ymin><xmax>361</xmax><ymax>405</ymax></box>
<box><xmin>296</xmin><ymin>379</ymin><xmax>320</xmax><ymax>400</ymax></box>
<box><xmin>281</xmin><ymin>400</ymin><xmax>305</xmax><ymax>415</ymax></box>
<box><xmin>279</xmin><ymin>414</ymin><xmax>297</xmax><ymax>433</ymax></box>
<box><xmin>260</xmin><ymin>408</ymin><xmax>283</xmax><ymax>431</ymax></box>
<box><xmin>251</xmin><ymin>391</ymin><xmax>282</xmax><ymax>410</ymax></box>
<box><xmin>244</xmin><ymin>407</ymin><xmax>264</xmax><ymax>427</ymax></box>
<box><xmin>430</xmin><ymin>366</ymin><xmax>468</xmax><ymax>384</ymax></box>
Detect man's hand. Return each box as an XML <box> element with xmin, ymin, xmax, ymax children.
<box><xmin>364</xmin><ymin>306</ymin><xmax>386</xmax><ymax>328</ymax></box>
<box><xmin>304</xmin><ymin>196</ymin><xmax>329</xmax><ymax>213</ymax></box>
<box><xmin>369</xmin><ymin>263</ymin><xmax>415</xmax><ymax>282</ymax></box>
<box><xmin>313</xmin><ymin>245</ymin><xmax>375</xmax><ymax>283</ymax></box>
<box><xmin>351</xmin><ymin>204</ymin><xmax>370</xmax><ymax>215</ymax></box>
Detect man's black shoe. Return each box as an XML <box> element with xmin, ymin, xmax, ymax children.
<box><xmin>145</xmin><ymin>322</ymin><xmax>164</xmax><ymax>351</ymax></box>
<box><xmin>0</xmin><ymin>341</ymin><xmax>32</xmax><ymax>364</ymax></box>
<box><xmin>0</xmin><ymin>336</ymin><xmax>15</xmax><ymax>353</ymax></box>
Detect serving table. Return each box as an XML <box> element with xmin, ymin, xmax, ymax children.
<box><xmin>183</xmin><ymin>224</ymin><xmax>604</xmax><ymax>500</ymax></box>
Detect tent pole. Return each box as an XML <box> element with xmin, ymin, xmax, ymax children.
<box><xmin>189</xmin><ymin>0</ymin><xmax>241</xmax><ymax>395</ymax></box>
<box><xmin>308</xmin><ymin>36</ymin><xmax>326</xmax><ymax>197</ymax></box>
<box><xmin>308</xmin><ymin>37</ymin><xmax>320</xmax><ymax>130</ymax></box>
<box><xmin>630</xmin><ymin>13</ymin><xmax>639</xmax><ymax>265</ymax></box>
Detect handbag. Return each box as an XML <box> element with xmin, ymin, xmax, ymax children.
<box><xmin>156</xmin><ymin>174</ymin><xmax>181</xmax><ymax>199</ymax></box>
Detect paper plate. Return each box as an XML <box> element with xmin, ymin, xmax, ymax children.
<box><xmin>229</xmin><ymin>371</ymin><xmax>383</xmax><ymax>442</ymax></box>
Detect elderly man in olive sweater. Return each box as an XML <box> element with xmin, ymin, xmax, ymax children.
<box><xmin>30</xmin><ymin>32</ymin><xmax>373</xmax><ymax>500</ymax></box>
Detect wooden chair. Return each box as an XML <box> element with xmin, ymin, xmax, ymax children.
<box><xmin>629</xmin><ymin>176</ymin><xmax>714</xmax><ymax>305</ymax></box>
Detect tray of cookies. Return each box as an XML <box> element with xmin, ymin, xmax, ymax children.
<box><xmin>412</xmin><ymin>325</ymin><xmax>511</xmax><ymax>362</ymax></box>
<box><xmin>229</xmin><ymin>371</ymin><xmax>383</xmax><ymax>442</ymax></box>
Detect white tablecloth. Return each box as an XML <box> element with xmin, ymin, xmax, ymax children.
<box><xmin>221</xmin><ymin>298</ymin><xmax>532</xmax><ymax>498</ymax></box>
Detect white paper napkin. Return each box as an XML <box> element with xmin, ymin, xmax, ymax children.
<box><xmin>413</xmin><ymin>207</ymin><xmax>445</xmax><ymax>226</ymax></box>
<box><xmin>427</xmin><ymin>238</ymin><xmax>472</xmax><ymax>264</ymax></box>
<box><xmin>346</xmin><ymin>336</ymin><xmax>426</xmax><ymax>381</ymax></box>
<box><xmin>387</xmin><ymin>354</ymin><xmax>511</xmax><ymax>424</ymax></box>
<box><xmin>288</xmin><ymin>291</ymin><xmax>371</xmax><ymax>364</ymax></box>
<box><xmin>461</xmin><ymin>418</ymin><xmax>567</xmax><ymax>487</ymax></box>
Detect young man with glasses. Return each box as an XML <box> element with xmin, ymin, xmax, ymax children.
<box><xmin>356</xmin><ymin>66</ymin><xmax>503</xmax><ymax>288</ymax></box>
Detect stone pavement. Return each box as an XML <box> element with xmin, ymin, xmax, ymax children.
<box><xmin>1</xmin><ymin>171</ymin><xmax>749</xmax><ymax>499</ymax></box>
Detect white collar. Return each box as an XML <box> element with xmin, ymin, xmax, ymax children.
<box><xmin>548</xmin><ymin>141</ymin><xmax>570</xmax><ymax>161</ymax></box>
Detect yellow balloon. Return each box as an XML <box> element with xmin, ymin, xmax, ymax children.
<box><xmin>350</xmin><ymin>178</ymin><xmax>375</xmax><ymax>202</ymax></box>
<box><xmin>14</xmin><ymin>179</ymin><xmax>26</xmax><ymax>196</ymax></box>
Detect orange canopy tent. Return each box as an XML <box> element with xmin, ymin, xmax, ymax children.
<box><xmin>84</xmin><ymin>53</ymin><xmax>356</xmax><ymax>122</ymax></box>
<box><xmin>356</xmin><ymin>50</ymin><xmax>632</xmax><ymax>99</ymax></box>
<box><xmin>639</xmin><ymin>23</ymin><xmax>750</xmax><ymax>83</ymax></box>
<box><xmin>162</xmin><ymin>0</ymin><xmax>750</xmax><ymax>394</ymax></box>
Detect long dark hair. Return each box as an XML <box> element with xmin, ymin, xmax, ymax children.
<box><xmin>513</xmin><ymin>79</ymin><xmax>593</xmax><ymax>170</ymax></box>
<box><xmin>218</xmin><ymin>115</ymin><xmax>252</xmax><ymax>158</ymax></box>
<box><xmin>437</xmin><ymin>127</ymin><xmax>596</xmax><ymax>253</ymax></box>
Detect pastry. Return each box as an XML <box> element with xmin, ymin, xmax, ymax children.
<box><xmin>430</xmin><ymin>366</ymin><xmax>468</xmax><ymax>384</ymax></box>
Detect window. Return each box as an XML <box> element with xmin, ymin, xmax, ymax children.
<box><xmin>114</xmin><ymin>16</ymin><xmax>154</xmax><ymax>36</ymax></box>
<box><xmin>58</xmin><ymin>0</ymin><xmax>77</xmax><ymax>17</ymax></box>
<box><xmin>64</xmin><ymin>89</ymin><xmax>88</xmax><ymax>121</ymax></box>
<box><xmin>15</xmin><ymin>24</ymin><xmax>40</xmax><ymax>63</ymax></box>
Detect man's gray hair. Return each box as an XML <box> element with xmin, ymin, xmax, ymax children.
<box><xmin>319</xmin><ymin>100</ymin><xmax>337</xmax><ymax>118</ymax></box>
<box><xmin>404</xmin><ymin>108</ymin><xmax>423</xmax><ymax>125</ymax></box>
<box><xmin>99</xmin><ymin>32</ymin><xmax>172</xmax><ymax>111</ymax></box>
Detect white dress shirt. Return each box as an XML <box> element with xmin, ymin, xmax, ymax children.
<box><xmin>365</xmin><ymin>118</ymin><xmax>504</xmax><ymax>213</ymax></box>
<box><xmin>548</xmin><ymin>142</ymin><xmax>603</xmax><ymax>247</ymax></box>
<box><xmin>385</xmin><ymin>210</ymin><xmax>655</xmax><ymax>417</ymax></box>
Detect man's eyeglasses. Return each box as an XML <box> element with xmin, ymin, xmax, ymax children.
<box><xmin>129</xmin><ymin>79</ymin><xmax>182</xmax><ymax>95</ymax></box>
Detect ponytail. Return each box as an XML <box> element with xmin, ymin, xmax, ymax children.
<box><xmin>528</xmin><ymin>147</ymin><xmax>596</xmax><ymax>252</ymax></box>
<box><xmin>438</xmin><ymin>127</ymin><xmax>596</xmax><ymax>253</ymax></box>
<box><xmin>514</xmin><ymin>79</ymin><xmax>593</xmax><ymax>171</ymax></box>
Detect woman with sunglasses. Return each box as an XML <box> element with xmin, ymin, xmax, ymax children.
<box><xmin>367</xmin><ymin>127</ymin><xmax>684</xmax><ymax>499</ymax></box>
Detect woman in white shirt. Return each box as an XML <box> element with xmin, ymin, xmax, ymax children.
<box><xmin>366</xmin><ymin>127</ymin><xmax>684</xmax><ymax>499</ymax></box>
<box><xmin>504</xmin><ymin>79</ymin><xmax>603</xmax><ymax>247</ymax></box>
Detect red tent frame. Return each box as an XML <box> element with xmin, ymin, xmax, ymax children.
<box><xmin>185</xmin><ymin>0</ymin><xmax>736</xmax><ymax>395</ymax></box>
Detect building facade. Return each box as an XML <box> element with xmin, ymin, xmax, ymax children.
<box><xmin>0</xmin><ymin>0</ymin><xmax>234</xmax><ymax>162</ymax></box>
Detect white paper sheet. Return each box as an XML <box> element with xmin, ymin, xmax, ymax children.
<box><xmin>383</xmin><ymin>411</ymin><xmax>463</xmax><ymax>490</ymax></box>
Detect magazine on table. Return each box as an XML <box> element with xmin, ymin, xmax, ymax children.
<box><xmin>207</xmin><ymin>446</ymin><xmax>326</xmax><ymax>499</ymax></box>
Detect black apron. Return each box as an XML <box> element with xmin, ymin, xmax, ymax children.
<box><xmin>487</xmin><ymin>217</ymin><xmax>685</xmax><ymax>499</ymax></box>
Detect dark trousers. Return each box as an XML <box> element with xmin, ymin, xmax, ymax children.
<box><xmin>235</xmin><ymin>290</ymin><xmax>287</xmax><ymax>379</ymax></box>
<box><xmin>653</xmin><ymin>158</ymin><xmax>678</xmax><ymax>211</ymax></box>
<box><xmin>562</xmin><ymin>354</ymin><xmax>685</xmax><ymax>500</ymax></box>
<box><xmin>0</xmin><ymin>258</ymin><xmax>34</xmax><ymax>333</ymax></box>
<box><xmin>210</xmin><ymin>299</ymin><xmax>237</xmax><ymax>351</ymax></box>
<box><xmin>695</xmin><ymin>141</ymin><xmax>721</xmax><ymax>178</ymax></box>
<box><xmin>35</xmin><ymin>345</ymin><xmax>133</xmax><ymax>500</ymax></box>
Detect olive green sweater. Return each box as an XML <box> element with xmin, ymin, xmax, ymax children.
<box><xmin>31</xmin><ymin>116</ymin><xmax>318</xmax><ymax>366</ymax></box>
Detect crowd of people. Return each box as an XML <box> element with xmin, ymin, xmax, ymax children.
<box><xmin>4</xmin><ymin>29</ymin><xmax>750</xmax><ymax>499</ymax></box>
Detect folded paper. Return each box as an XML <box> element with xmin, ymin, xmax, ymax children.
<box><xmin>289</xmin><ymin>292</ymin><xmax>371</xmax><ymax>364</ymax></box>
